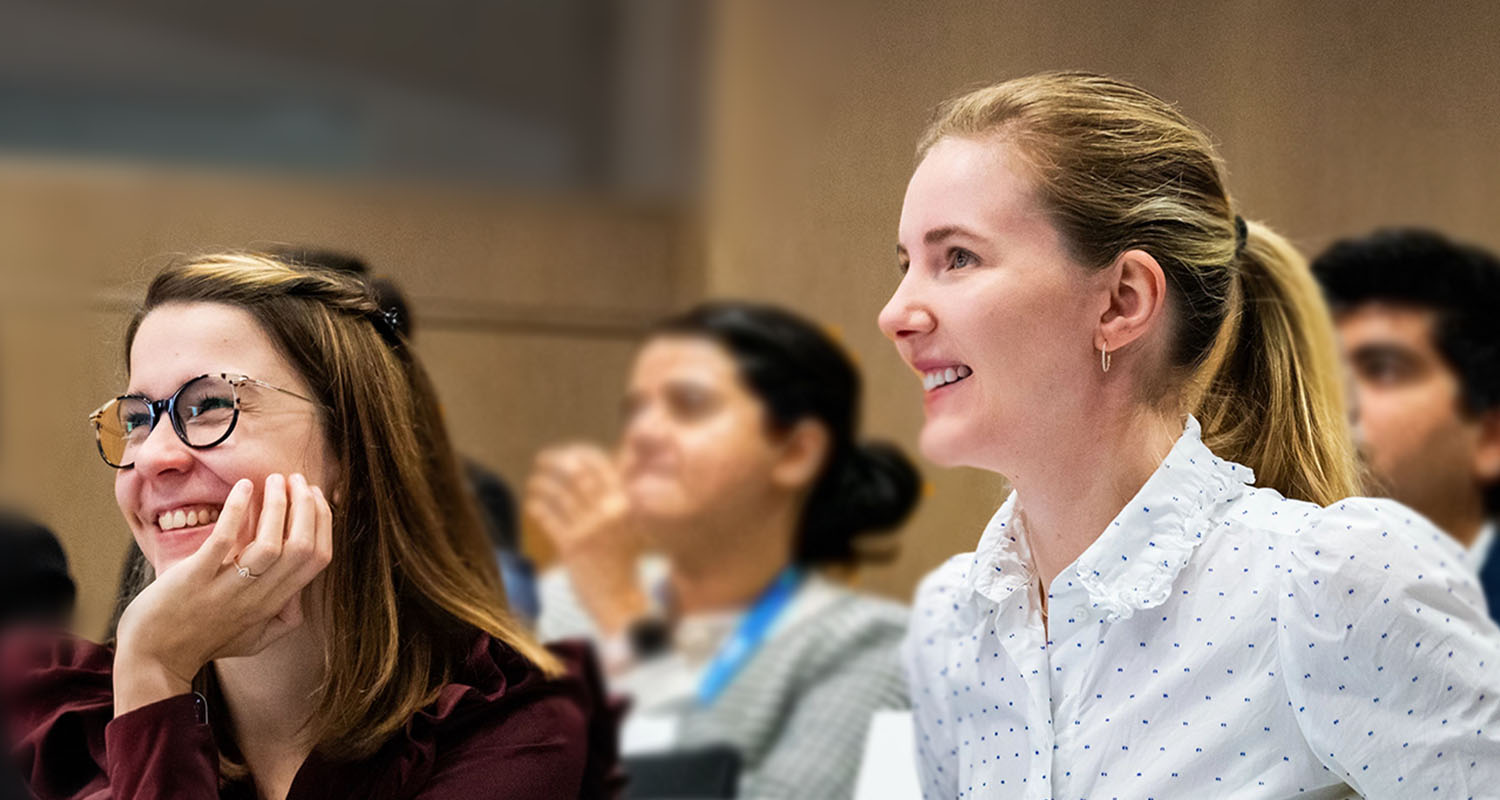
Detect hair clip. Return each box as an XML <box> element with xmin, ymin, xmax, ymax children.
<box><xmin>369</xmin><ymin>307</ymin><xmax>404</xmax><ymax>346</ymax></box>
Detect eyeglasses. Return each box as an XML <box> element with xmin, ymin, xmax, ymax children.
<box><xmin>88</xmin><ymin>373</ymin><xmax>318</xmax><ymax>469</ymax></box>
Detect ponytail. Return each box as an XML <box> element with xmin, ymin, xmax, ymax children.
<box><xmin>1192</xmin><ymin>220</ymin><xmax>1363</xmax><ymax>505</ymax></box>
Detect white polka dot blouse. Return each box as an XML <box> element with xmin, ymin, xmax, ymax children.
<box><xmin>904</xmin><ymin>416</ymin><xmax>1500</xmax><ymax>799</ymax></box>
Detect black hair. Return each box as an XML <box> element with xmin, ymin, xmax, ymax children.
<box><xmin>653</xmin><ymin>302</ymin><xmax>921</xmax><ymax>567</ymax></box>
<box><xmin>1312</xmin><ymin>228</ymin><xmax>1500</xmax><ymax>516</ymax></box>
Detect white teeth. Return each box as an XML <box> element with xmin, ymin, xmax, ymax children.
<box><xmin>922</xmin><ymin>365</ymin><xmax>974</xmax><ymax>392</ymax></box>
<box><xmin>156</xmin><ymin>505</ymin><xmax>224</xmax><ymax>531</ymax></box>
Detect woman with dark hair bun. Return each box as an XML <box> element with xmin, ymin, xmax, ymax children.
<box><xmin>528</xmin><ymin>301</ymin><xmax>920</xmax><ymax>799</ymax></box>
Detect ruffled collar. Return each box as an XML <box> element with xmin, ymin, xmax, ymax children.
<box><xmin>960</xmin><ymin>416</ymin><xmax>1255</xmax><ymax>623</ymax></box>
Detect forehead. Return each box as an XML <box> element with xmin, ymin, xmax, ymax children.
<box><xmin>128</xmin><ymin>302</ymin><xmax>295</xmax><ymax>394</ymax></box>
<box><xmin>899</xmin><ymin>135</ymin><xmax>1045</xmax><ymax>245</ymax></box>
<box><xmin>630</xmin><ymin>336</ymin><xmax>741</xmax><ymax>389</ymax></box>
<box><xmin>1335</xmin><ymin>303</ymin><xmax>1440</xmax><ymax>351</ymax></box>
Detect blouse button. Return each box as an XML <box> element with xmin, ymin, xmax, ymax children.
<box><xmin>1071</xmin><ymin>606</ymin><xmax>1092</xmax><ymax>624</ymax></box>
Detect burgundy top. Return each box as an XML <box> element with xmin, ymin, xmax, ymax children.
<box><xmin>1</xmin><ymin>632</ymin><xmax>622</xmax><ymax>800</ymax></box>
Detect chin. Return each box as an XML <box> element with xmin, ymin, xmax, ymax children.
<box><xmin>918</xmin><ymin>420</ymin><xmax>979</xmax><ymax>469</ymax></box>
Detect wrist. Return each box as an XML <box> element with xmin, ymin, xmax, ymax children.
<box><xmin>600</xmin><ymin>613</ymin><xmax>673</xmax><ymax>676</ymax></box>
<box><xmin>112</xmin><ymin>649</ymin><xmax>196</xmax><ymax>717</ymax></box>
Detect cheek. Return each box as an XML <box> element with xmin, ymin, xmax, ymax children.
<box><xmin>681</xmin><ymin>426</ymin><xmax>772</xmax><ymax>495</ymax></box>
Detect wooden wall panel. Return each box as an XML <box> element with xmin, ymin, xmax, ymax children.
<box><xmin>704</xmin><ymin>0</ymin><xmax>1500</xmax><ymax>603</ymax></box>
<box><xmin>0</xmin><ymin>158</ymin><xmax>686</xmax><ymax>636</ymax></box>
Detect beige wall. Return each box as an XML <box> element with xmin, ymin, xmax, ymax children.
<box><xmin>0</xmin><ymin>158</ymin><xmax>690</xmax><ymax>636</ymax></box>
<box><xmin>703</xmin><ymin>0</ymin><xmax>1500</xmax><ymax>601</ymax></box>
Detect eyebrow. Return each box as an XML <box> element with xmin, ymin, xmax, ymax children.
<box><xmin>896</xmin><ymin>225</ymin><xmax>985</xmax><ymax>255</ymax></box>
<box><xmin>1350</xmin><ymin>342</ymin><xmax>1420</xmax><ymax>361</ymax></box>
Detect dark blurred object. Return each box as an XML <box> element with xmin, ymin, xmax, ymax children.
<box><xmin>465</xmin><ymin>459</ymin><xmax>538</xmax><ymax>624</ymax></box>
<box><xmin>105</xmin><ymin>540</ymin><xmax>149</xmax><ymax>640</ymax></box>
<box><xmin>0</xmin><ymin>512</ymin><xmax>75</xmax><ymax>630</ymax></box>
<box><xmin>268</xmin><ymin>246</ymin><xmax>369</xmax><ymax>277</ymax></box>
<box><xmin>623</xmin><ymin>746</ymin><xmax>741</xmax><ymax>799</ymax></box>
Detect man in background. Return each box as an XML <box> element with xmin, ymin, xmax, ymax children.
<box><xmin>1313</xmin><ymin>229</ymin><xmax>1500</xmax><ymax>619</ymax></box>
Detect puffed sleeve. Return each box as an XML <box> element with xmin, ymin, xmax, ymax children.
<box><xmin>1276</xmin><ymin>498</ymin><xmax>1500</xmax><ymax>797</ymax></box>
<box><xmin>902</xmin><ymin>557</ymin><xmax>967</xmax><ymax>800</ymax></box>
<box><xmin>1</xmin><ymin>631</ymin><xmax>219</xmax><ymax>799</ymax></box>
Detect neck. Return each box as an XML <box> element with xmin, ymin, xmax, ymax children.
<box><xmin>666</xmin><ymin>502</ymin><xmax>799</xmax><ymax>616</ymax></box>
<box><xmin>1431</xmin><ymin>504</ymin><xmax>1489</xmax><ymax>550</ymax></box>
<box><xmin>212</xmin><ymin>609</ymin><xmax>326</xmax><ymax>797</ymax></box>
<box><xmin>1011</xmin><ymin>405</ymin><xmax>1183</xmax><ymax>591</ymax></box>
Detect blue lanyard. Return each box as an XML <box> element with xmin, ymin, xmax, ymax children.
<box><xmin>696</xmin><ymin>567</ymin><xmax>803</xmax><ymax>707</ymax></box>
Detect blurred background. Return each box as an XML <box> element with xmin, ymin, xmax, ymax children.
<box><xmin>1</xmin><ymin>0</ymin><xmax>1497</xmax><ymax>637</ymax></box>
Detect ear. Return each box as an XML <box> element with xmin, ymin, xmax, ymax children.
<box><xmin>1473</xmin><ymin>407</ymin><xmax>1500</xmax><ymax>484</ymax></box>
<box><xmin>1095</xmin><ymin>248</ymin><xmax>1169</xmax><ymax>355</ymax></box>
<box><xmin>770</xmin><ymin>419</ymin><xmax>832</xmax><ymax>492</ymax></box>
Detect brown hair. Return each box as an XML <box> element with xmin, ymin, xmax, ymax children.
<box><xmin>919</xmin><ymin>71</ymin><xmax>1360</xmax><ymax>504</ymax></box>
<box><xmin>123</xmin><ymin>253</ymin><xmax>560</xmax><ymax>764</ymax></box>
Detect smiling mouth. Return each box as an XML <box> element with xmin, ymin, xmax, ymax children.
<box><xmin>156</xmin><ymin>505</ymin><xmax>223</xmax><ymax>532</ymax></box>
<box><xmin>922</xmin><ymin>365</ymin><xmax>972</xmax><ymax>392</ymax></box>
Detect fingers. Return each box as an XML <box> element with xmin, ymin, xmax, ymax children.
<box><xmin>535</xmin><ymin>447</ymin><xmax>593</xmax><ymax>510</ymax></box>
<box><xmin>572</xmin><ymin>447</ymin><xmax>616</xmax><ymax>498</ymax></box>
<box><xmin>185</xmin><ymin>479</ymin><xmax>254</xmax><ymax>579</ymax></box>
<box><xmin>311</xmin><ymin>486</ymin><xmax>333</xmax><ymax>569</ymax></box>
<box><xmin>252</xmin><ymin>474</ymin><xmax>333</xmax><ymax>592</ymax></box>
<box><xmin>528</xmin><ymin>443</ymin><xmax>618</xmax><ymax>521</ymax></box>
<box><xmin>237</xmin><ymin>474</ymin><xmax>289</xmax><ymax>576</ymax></box>
<box><xmin>276</xmin><ymin>474</ymin><xmax>320</xmax><ymax>584</ymax></box>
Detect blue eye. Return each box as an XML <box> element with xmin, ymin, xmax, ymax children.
<box><xmin>122</xmin><ymin>413</ymin><xmax>151</xmax><ymax>434</ymax></box>
<box><xmin>185</xmin><ymin>397</ymin><xmax>234</xmax><ymax>418</ymax></box>
<box><xmin>948</xmin><ymin>248</ymin><xmax>977</xmax><ymax>269</ymax></box>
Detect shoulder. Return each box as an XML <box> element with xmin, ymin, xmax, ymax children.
<box><xmin>1270</xmin><ymin>495</ymin><xmax>1496</xmax><ymax>656</ymax></box>
<box><xmin>789</xmin><ymin>578</ymin><xmax>908</xmax><ymax>653</ymax></box>
<box><xmin>735</xmin><ymin>580</ymin><xmax>908</xmax><ymax>700</ymax></box>
<box><xmin>403</xmin><ymin>634</ymin><xmax>624</xmax><ymax>797</ymax></box>
<box><xmin>905</xmin><ymin>551</ymin><xmax>974</xmax><ymax>644</ymax></box>
<box><xmin>1283</xmin><ymin>496</ymin><xmax>1475</xmax><ymax>593</ymax></box>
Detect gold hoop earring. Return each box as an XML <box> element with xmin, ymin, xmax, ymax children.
<box><xmin>1101</xmin><ymin>344</ymin><xmax>1111</xmax><ymax>374</ymax></box>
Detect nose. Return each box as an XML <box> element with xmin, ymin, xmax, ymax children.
<box><xmin>129</xmin><ymin>417</ymin><xmax>195</xmax><ymax>476</ymax></box>
<box><xmin>621</xmin><ymin>403</ymin><xmax>668</xmax><ymax>460</ymax></box>
<box><xmin>877</xmin><ymin>274</ymin><xmax>936</xmax><ymax>342</ymax></box>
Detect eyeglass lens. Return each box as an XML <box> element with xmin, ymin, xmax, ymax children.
<box><xmin>95</xmin><ymin>375</ymin><xmax>238</xmax><ymax>467</ymax></box>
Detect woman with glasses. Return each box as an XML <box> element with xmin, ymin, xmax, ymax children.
<box><xmin>528</xmin><ymin>302</ymin><xmax>920</xmax><ymax>799</ymax></box>
<box><xmin>2</xmin><ymin>254</ymin><xmax>619</xmax><ymax>799</ymax></box>
<box><xmin>882</xmin><ymin>72</ymin><xmax>1500</xmax><ymax>797</ymax></box>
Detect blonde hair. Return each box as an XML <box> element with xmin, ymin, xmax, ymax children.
<box><xmin>920</xmin><ymin>72</ymin><xmax>1360</xmax><ymax>504</ymax></box>
<box><xmin>123</xmin><ymin>253</ymin><xmax>560</xmax><ymax>766</ymax></box>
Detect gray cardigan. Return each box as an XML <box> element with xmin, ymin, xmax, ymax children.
<box><xmin>538</xmin><ymin>564</ymin><xmax>910</xmax><ymax>799</ymax></box>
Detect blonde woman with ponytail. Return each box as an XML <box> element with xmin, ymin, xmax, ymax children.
<box><xmin>880</xmin><ymin>72</ymin><xmax>1500</xmax><ymax>798</ymax></box>
<box><xmin>2</xmin><ymin>254</ymin><xmax>619</xmax><ymax>799</ymax></box>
